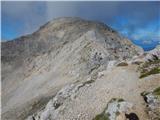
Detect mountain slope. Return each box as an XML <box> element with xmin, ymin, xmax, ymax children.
<box><xmin>2</xmin><ymin>17</ymin><xmax>143</xmax><ymax>120</ymax></box>
<box><xmin>26</xmin><ymin>64</ymin><xmax>159</xmax><ymax>120</ymax></box>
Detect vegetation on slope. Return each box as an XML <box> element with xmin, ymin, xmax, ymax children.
<box><xmin>140</xmin><ymin>67</ymin><xmax>160</xmax><ymax>78</ymax></box>
<box><xmin>139</xmin><ymin>55</ymin><xmax>160</xmax><ymax>78</ymax></box>
<box><xmin>153</xmin><ymin>87</ymin><xmax>160</xmax><ymax>96</ymax></box>
<box><xmin>153</xmin><ymin>87</ymin><xmax>160</xmax><ymax>100</ymax></box>
<box><xmin>93</xmin><ymin>112</ymin><xmax>110</xmax><ymax>120</ymax></box>
<box><xmin>141</xmin><ymin>87</ymin><xmax>160</xmax><ymax>119</ymax></box>
<box><xmin>92</xmin><ymin>98</ymin><xmax>125</xmax><ymax>120</ymax></box>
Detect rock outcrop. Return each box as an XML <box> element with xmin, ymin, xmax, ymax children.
<box><xmin>93</xmin><ymin>98</ymin><xmax>135</xmax><ymax>120</ymax></box>
<box><xmin>145</xmin><ymin>45</ymin><xmax>160</xmax><ymax>61</ymax></box>
<box><xmin>141</xmin><ymin>87</ymin><xmax>160</xmax><ymax>120</ymax></box>
<box><xmin>138</xmin><ymin>45</ymin><xmax>160</xmax><ymax>79</ymax></box>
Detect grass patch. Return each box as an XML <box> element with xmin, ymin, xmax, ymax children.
<box><xmin>153</xmin><ymin>87</ymin><xmax>160</xmax><ymax>96</ymax></box>
<box><xmin>138</xmin><ymin>59</ymin><xmax>160</xmax><ymax>75</ymax></box>
<box><xmin>142</xmin><ymin>59</ymin><xmax>160</xmax><ymax>68</ymax></box>
<box><xmin>93</xmin><ymin>112</ymin><xmax>110</xmax><ymax>120</ymax></box>
<box><xmin>141</xmin><ymin>91</ymin><xmax>149</xmax><ymax>96</ymax></box>
<box><xmin>92</xmin><ymin>98</ymin><xmax>125</xmax><ymax>120</ymax></box>
<box><xmin>84</xmin><ymin>80</ymin><xmax>95</xmax><ymax>85</ymax></box>
<box><xmin>117</xmin><ymin>98</ymin><xmax>124</xmax><ymax>102</ymax></box>
<box><xmin>140</xmin><ymin>67</ymin><xmax>160</xmax><ymax>78</ymax></box>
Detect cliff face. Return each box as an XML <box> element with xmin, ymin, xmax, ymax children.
<box><xmin>1</xmin><ymin>17</ymin><xmax>144</xmax><ymax>120</ymax></box>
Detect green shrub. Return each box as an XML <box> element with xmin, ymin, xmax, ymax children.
<box><xmin>143</xmin><ymin>59</ymin><xmax>160</xmax><ymax>68</ymax></box>
<box><xmin>117</xmin><ymin>98</ymin><xmax>124</xmax><ymax>102</ymax></box>
<box><xmin>153</xmin><ymin>87</ymin><xmax>160</xmax><ymax>96</ymax></box>
<box><xmin>93</xmin><ymin>112</ymin><xmax>109</xmax><ymax>120</ymax></box>
<box><xmin>140</xmin><ymin>91</ymin><xmax>149</xmax><ymax>96</ymax></box>
<box><xmin>140</xmin><ymin>67</ymin><xmax>160</xmax><ymax>78</ymax></box>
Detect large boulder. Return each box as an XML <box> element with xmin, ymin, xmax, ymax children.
<box><xmin>141</xmin><ymin>87</ymin><xmax>160</xmax><ymax>120</ymax></box>
<box><xmin>93</xmin><ymin>98</ymin><xmax>138</xmax><ymax>120</ymax></box>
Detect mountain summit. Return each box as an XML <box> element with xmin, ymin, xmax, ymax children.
<box><xmin>2</xmin><ymin>17</ymin><xmax>151</xmax><ymax>120</ymax></box>
<box><xmin>2</xmin><ymin>17</ymin><xmax>143</xmax><ymax>79</ymax></box>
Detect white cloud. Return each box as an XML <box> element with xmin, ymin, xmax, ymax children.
<box><xmin>45</xmin><ymin>2</ymin><xmax>80</xmax><ymax>21</ymax></box>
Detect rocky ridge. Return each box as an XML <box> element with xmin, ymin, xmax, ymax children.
<box><xmin>2</xmin><ymin>17</ymin><xmax>159</xmax><ymax>120</ymax></box>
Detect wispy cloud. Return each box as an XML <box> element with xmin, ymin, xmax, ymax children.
<box><xmin>2</xmin><ymin>1</ymin><xmax>47</xmax><ymax>39</ymax></box>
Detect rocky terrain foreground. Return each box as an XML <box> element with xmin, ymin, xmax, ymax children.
<box><xmin>1</xmin><ymin>17</ymin><xmax>160</xmax><ymax>120</ymax></box>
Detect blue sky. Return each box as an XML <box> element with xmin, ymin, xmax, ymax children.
<box><xmin>1</xmin><ymin>1</ymin><xmax>160</xmax><ymax>51</ymax></box>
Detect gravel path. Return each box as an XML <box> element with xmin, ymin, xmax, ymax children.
<box><xmin>55</xmin><ymin>65</ymin><xmax>160</xmax><ymax>120</ymax></box>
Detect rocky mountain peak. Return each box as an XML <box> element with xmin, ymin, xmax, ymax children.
<box><xmin>2</xmin><ymin>17</ymin><xmax>145</xmax><ymax>120</ymax></box>
<box><xmin>2</xmin><ymin>17</ymin><xmax>143</xmax><ymax>64</ymax></box>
